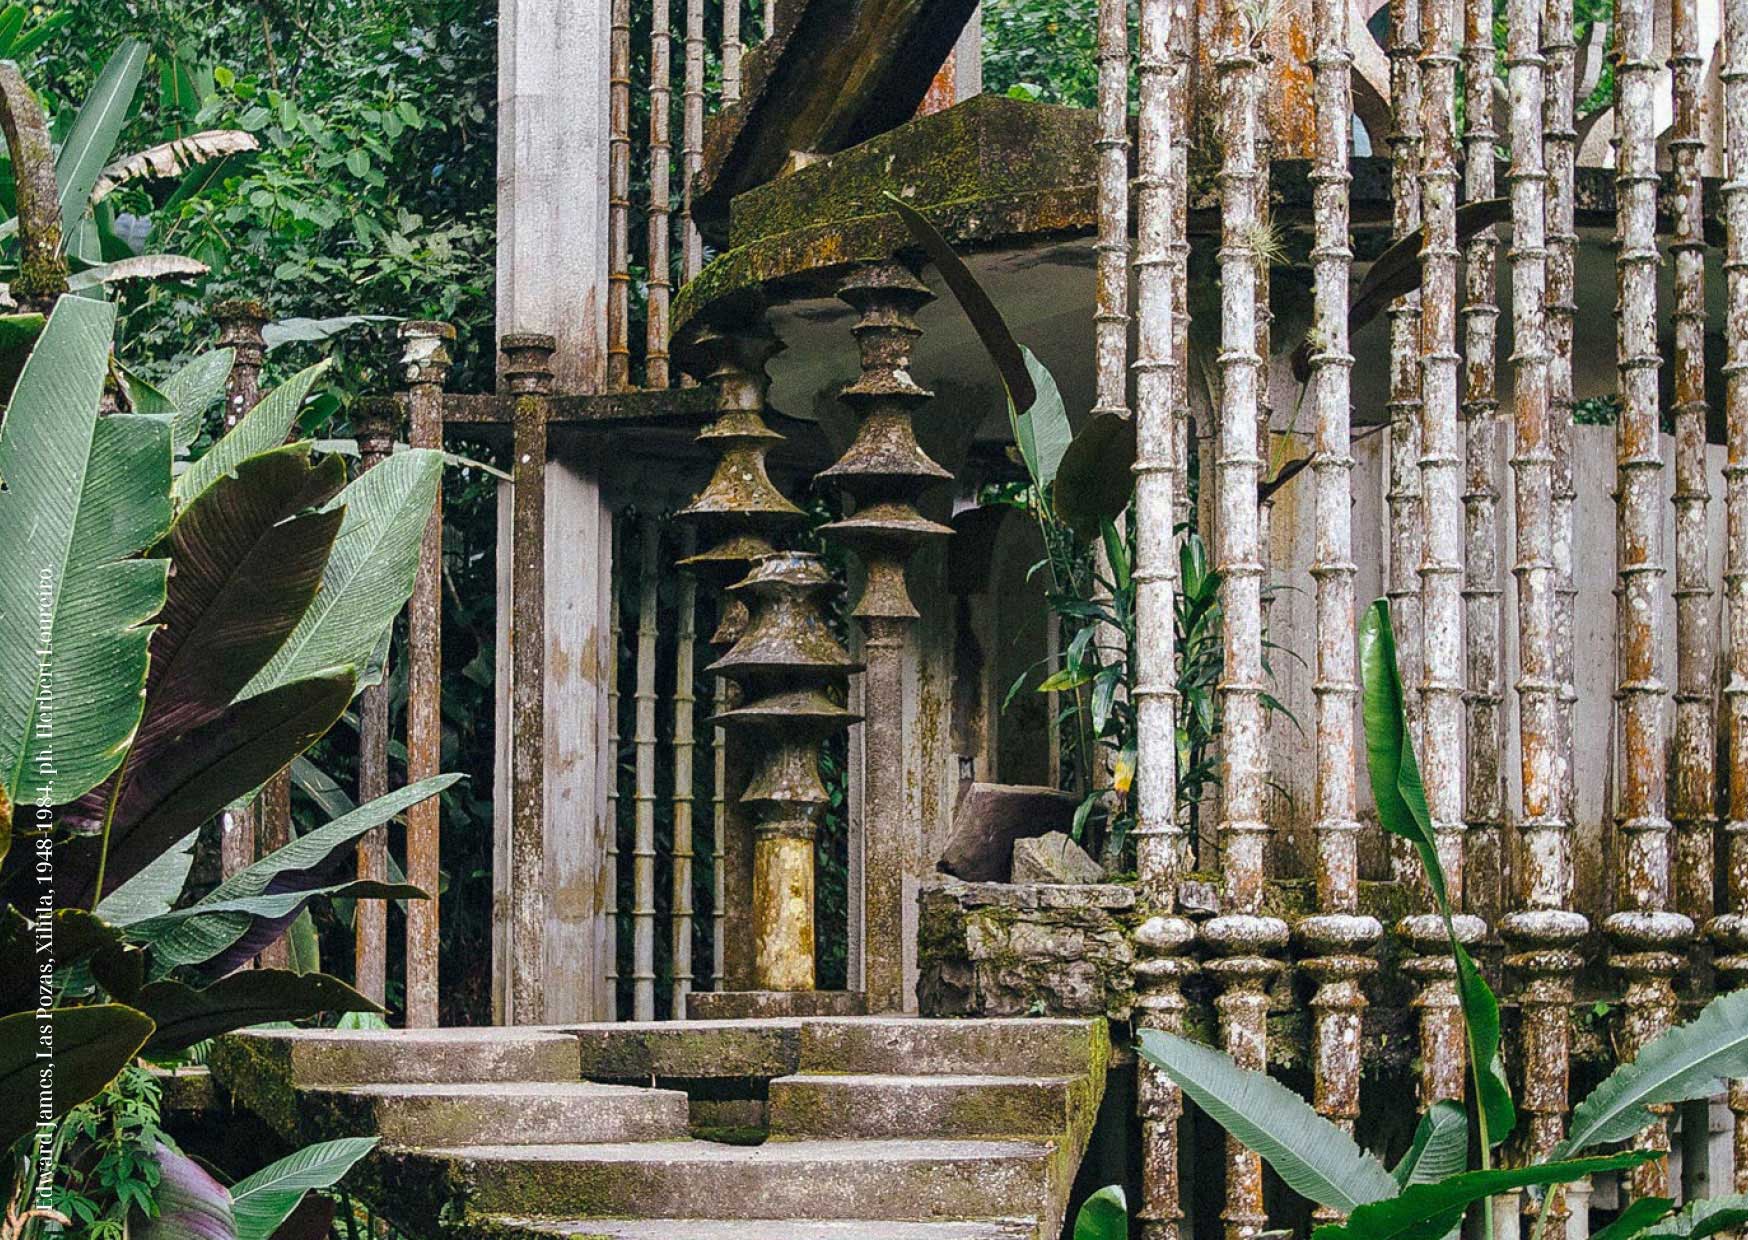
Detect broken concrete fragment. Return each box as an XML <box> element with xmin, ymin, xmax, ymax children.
<box><xmin>1010</xmin><ymin>832</ymin><xmax>1105</xmax><ymax>885</ymax></box>
<box><xmin>937</xmin><ymin>782</ymin><xmax>1081</xmax><ymax>882</ymax></box>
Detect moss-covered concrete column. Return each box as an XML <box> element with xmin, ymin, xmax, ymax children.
<box><xmin>711</xmin><ymin>554</ymin><xmax>858</xmax><ymax>991</ymax></box>
<box><xmin>819</xmin><ymin>260</ymin><xmax>953</xmax><ymax>1014</ymax></box>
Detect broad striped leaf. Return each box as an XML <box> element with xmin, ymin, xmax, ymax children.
<box><xmin>173</xmin><ymin>358</ymin><xmax>331</xmax><ymax>502</ymax></box>
<box><xmin>55</xmin><ymin>39</ymin><xmax>147</xmax><ymax>240</ymax></box>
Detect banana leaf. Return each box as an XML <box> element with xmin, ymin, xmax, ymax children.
<box><xmin>55</xmin><ymin>40</ymin><xmax>148</xmax><ymax>241</ymax></box>
<box><xmin>134</xmin><ymin>969</ymin><xmax>382</xmax><ymax>1054</ymax></box>
<box><xmin>1391</xmin><ymin>1101</ymin><xmax>1468</xmax><ymax>1187</ymax></box>
<box><xmin>1638</xmin><ymin>1193</ymin><xmax>1748</xmax><ymax>1240</ymax></box>
<box><xmin>174</xmin><ymin>358</ymin><xmax>331</xmax><ymax>503</ymax></box>
<box><xmin>0</xmin><ymin>1003</ymin><xmax>153</xmax><ymax>1144</ymax></box>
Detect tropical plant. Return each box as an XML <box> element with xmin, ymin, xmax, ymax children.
<box><xmin>1137</xmin><ymin>599</ymin><xmax>1748</xmax><ymax>1240</ymax></box>
<box><xmin>0</xmin><ymin>293</ymin><xmax>451</xmax><ymax>1176</ymax></box>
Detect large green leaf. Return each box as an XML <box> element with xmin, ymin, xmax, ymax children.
<box><xmin>55</xmin><ymin>39</ymin><xmax>148</xmax><ymax>241</ymax></box>
<box><xmin>1073</xmin><ymin>1185</ymin><xmax>1129</xmax><ymax>1240</ymax></box>
<box><xmin>0</xmin><ymin>296</ymin><xmax>171</xmax><ymax>806</ymax></box>
<box><xmin>64</xmin><ymin>670</ymin><xmax>356</xmax><ymax>907</ymax></box>
<box><xmin>1309</xmin><ymin>1153</ymin><xmax>1656</xmax><ymax>1240</ymax></box>
<box><xmin>1638</xmin><ymin>1194</ymin><xmax>1748</xmax><ymax>1240</ymax></box>
<box><xmin>1358</xmin><ymin>598</ymin><xmax>1515</xmax><ymax>1146</ymax></box>
<box><xmin>1591</xmin><ymin>1196</ymin><xmax>1677</xmax><ymax>1240</ymax></box>
<box><xmin>173</xmin><ymin>358</ymin><xmax>331</xmax><ymax>503</ymax></box>
<box><xmin>137</xmin><ymin>1141</ymin><xmax>237</xmax><ymax>1240</ymax></box>
<box><xmin>1138</xmin><ymin>1028</ymin><xmax>1399</xmax><ymax>1213</ymax></box>
<box><xmin>161</xmin><ymin>347</ymin><xmax>236</xmax><ymax>455</ymax></box>
<box><xmin>94</xmin><ymin>829</ymin><xmax>196</xmax><ymax>924</ymax></box>
<box><xmin>229</xmin><ymin>1136</ymin><xmax>379</xmax><ymax>1240</ymax></box>
<box><xmin>242</xmin><ymin>448</ymin><xmax>446</xmax><ymax>698</ymax></box>
<box><xmin>1053</xmin><ymin>410</ymin><xmax>1137</xmax><ymax>539</ymax></box>
<box><xmin>134</xmin><ymin>968</ymin><xmax>382</xmax><ymax>1053</ymax></box>
<box><xmin>1390</xmin><ymin>1100</ymin><xmax>1467</xmax><ymax>1187</ymax></box>
<box><xmin>122</xmin><ymin>774</ymin><xmax>453</xmax><ymax>969</ymax></box>
<box><xmin>0</xmin><ymin>1003</ymin><xmax>154</xmax><ymax>1144</ymax></box>
<box><xmin>1557</xmin><ymin>988</ymin><xmax>1748</xmax><ymax>1159</ymax></box>
<box><xmin>1010</xmin><ymin>346</ymin><xmax>1073</xmax><ymax>494</ymax></box>
<box><xmin>67</xmin><ymin>445</ymin><xmax>345</xmax><ymax>837</ymax></box>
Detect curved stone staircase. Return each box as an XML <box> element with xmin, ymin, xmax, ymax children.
<box><xmin>209</xmin><ymin>1016</ymin><xmax>1108</xmax><ymax>1240</ymax></box>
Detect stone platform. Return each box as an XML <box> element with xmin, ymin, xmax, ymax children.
<box><xmin>209</xmin><ymin>1016</ymin><xmax>1110</xmax><ymax>1240</ymax></box>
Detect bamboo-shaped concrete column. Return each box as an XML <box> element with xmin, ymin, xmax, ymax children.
<box><xmin>723</xmin><ymin>0</ymin><xmax>743</xmax><ymax>104</ymax></box>
<box><xmin>503</xmin><ymin>332</ymin><xmax>554</xmax><ymax>1024</ymax></box>
<box><xmin>632</xmin><ymin>514</ymin><xmax>662</xmax><ymax>1019</ymax></box>
<box><xmin>1094</xmin><ymin>0</ymin><xmax>1130</xmax><ymax>419</ymax></box>
<box><xmin>607</xmin><ymin>0</ymin><xmax>631</xmax><ymax>390</ymax></box>
<box><xmin>819</xmin><ymin>260</ymin><xmax>953</xmax><ymax>1014</ymax></box>
<box><xmin>605</xmin><ymin>519</ymin><xmax>622</xmax><ymax>1006</ymax></box>
<box><xmin>1168</xmin><ymin>0</ymin><xmax>1193</xmax><ymax>541</ymax></box>
<box><xmin>1133</xmin><ymin>1</ymin><xmax>1197</xmax><ymax>1232</ymax></box>
<box><xmin>213</xmin><ymin>299</ymin><xmax>270</xmax><ymax>883</ymax></box>
<box><xmin>1670</xmin><ymin>0</ymin><xmax>1716</xmax><ymax>927</ymax></box>
<box><xmin>1711</xmin><ymin>0</ymin><xmax>1748</xmax><ymax>1181</ymax></box>
<box><xmin>1609</xmin><ymin>0</ymin><xmax>1693</xmax><ymax>1198</ymax></box>
<box><xmin>1417</xmin><ymin>0</ymin><xmax>1464</xmax><ymax>901</ymax></box>
<box><xmin>400</xmin><ymin>320</ymin><xmax>452</xmax><ymax>1029</ymax></box>
<box><xmin>1298</xmin><ymin>0</ymin><xmax>1382</xmax><ymax>1181</ymax></box>
<box><xmin>683</xmin><ymin>0</ymin><xmax>706</xmax><ymax>282</ymax></box>
<box><xmin>1386</xmin><ymin>0</ymin><xmax>1426</xmax><ymax>776</ymax></box>
<box><xmin>677</xmin><ymin>316</ymin><xmax>802</xmax><ymax>995</ymax></box>
<box><xmin>1207</xmin><ymin>9</ymin><xmax>1290</xmax><ymax>1238</ymax></box>
<box><xmin>1499</xmin><ymin>0</ymin><xmax>1590</xmax><ymax>1179</ymax></box>
<box><xmin>710</xmin><ymin>552</ymin><xmax>858</xmax><ymax>992</ymax></box>
<box><xmin>352</xmin><ymin>395</ymin><xmax>401</xmax><ymax>1007</ymax></box>
<box><xmin>672</xmin><ymin>525</ymin><xmax>700</xmax><ymax>1016</ymax></box>
<box><xmin>646</xmin><ymin>0</ymin><xmax>673</xmax><ymax>389</ymax></box>
<box><xmin>1461</xmin><ymin>0</ymin><xmax>1505</xmax><ymax>928</ymax></box>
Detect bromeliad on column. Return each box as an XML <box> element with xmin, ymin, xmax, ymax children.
<box><xmin>1207</xmin><ymin>6</ymin><xmax>1290</xmax><ymax>1237</ymax></box>
<box><xmin>1609</xmin><ymin>0</ymin><xmax>1694</xmax><ymax>1199</ymax></box>
<box><xmin>819</xmin><ymin>260</ymin><xmax>953</xmax><ymax>1016</ymax></box>
<box><xmin>1298</xmin><ymin>0</ymin><xmax>1381</xmax><ymax>1190</ymax></box>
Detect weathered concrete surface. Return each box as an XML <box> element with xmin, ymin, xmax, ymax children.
<box><xmin>564</xmin><ymin>1019</ymin><xmax>803</xmax><ymax>1080</ymax></box>
<box><xmin>687</xmin><ymin>990</ymin><xmax>868</xmax><ymax>1020</ymax></box>
<box><xmin>1008</xmin><ymin>833</ymin><xmax>1105</xmax><ymax>885</ymax></box>
<box><xmin>768</xmin><ymin>1073</ymin><xmax>1082</xmax><ymax>1140</ymax></box>
<box><xmin>937</xmin><ymin>783</ymin><xmax>1080</xmax><ymax>883</ymax></box>
<box><xmin>477</xmin><ymin>1217</ymin><xmax>1037</xmax><ymax>1238</ymax></box>
<box><xmin>798</xmin><ymin>1015</ymin><xmax>1106</xmax><ymax>1078</ymax></box>
<box><xmin>387</xmin><ymin>1138</ymin><xmax>1054</xmax><ymax>1223</ymax></box>
<box><xmin>916</xmin><ymin>879</ymin><xmax>1137</xmax><ymax>1020</ymax></box>
<box><xmin>301</xmin><ymin>1082</ymin><xmax>689</xmax><ymax>1147</ymax></box>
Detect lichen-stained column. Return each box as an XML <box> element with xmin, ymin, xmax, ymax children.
<box><xmin>400</xmin><ymin>320</ymin><xmax>452</xmax><ymax>1028</ymax></box>
<box><xmin>1168</xmin><ymin>1</ymin><xmax>1193</xmax><ymax>543</ymax></box>
<box><xmin>1417</xmin><ymin>0</ymin><xmax>1464</xmax><ymax>904</ymax></box>
<box><xmin>1609</xmin><ymin>0</ymin><xmax>1694</xmax><ymax>1198</ymax></box>
<box><xmin>1135</xmin><ymin>915</ymin><xmax>1198</xmax><ymax>1240</ymax></box>
<box><xmin>501</xmin><ymin>333</ymin><xmax>555</xmax><ymax>1023</ymax></box>
<box><xmin>1299</xmin><ymin>0</ymin><xmax>1383</xmax><ymax>1187</ymax></box>
<box><xmin>1499</xmin><ymin>0</ymin><xmax>1590</xmax><ymax>1180</ymax></box>
<box><xmin>606</xmin><ymin>0</ymin><xmax>631</xmax><ymax>390</ymax></box>
<box><xmin>677</xmin><ymin>316</ymin><xmax>802</xmax><ymax>991</ymax></box>
<box><xmin>1461</xmin><ymin>0</ymin><xmax>1505</xmax><ymax>928</ymax></box>
<box><xmin>710</xmin><ymin>553</ymin><xmax>857</xmax><ymax>991</ymax></box>
<box><xmin>646</xmin><ymin>0</ymin><xmax>673</xmax><ymax>389</ymax></box>
<box><xmin>1207</xmin><ymin>9</ymin><xmax>1290</xmax><ymax>1238</ymax></box>
<box><xmin>212</xmin><ymin>299</ymin><xmax>270</xmax><ymax>883</ymax></box>
<box><xmin>1712</xmin><ymin>0</ymin><xmax>1748</xmax><ymax>1188</ymax></box>
<box><xmin>1542</xmin><ymin>0</ymin><xmax>1579</xmax><ymax>859</ymax></box>
<box><xmin>632</xmin><ymin>514</ymin><xmax>661</xmax><ymax>1020</ymax></box>
<box><xmin>1134</xmin><ymin>2</ymin><xmax>1197</xmax><ymax>1229</ymax></box>
<box><xmin>819</xmin><ymin>261</ymin><xmax>953</xmax><ymax>1014</ymax></box>
<box><xmin>605</xmin><ymin>519</ymin><xmax>622</xmax><ymax>1008</ymax></box>
<box><xmin>1134</xmin><ymin>0</ymin><xmax>1183</xmax><ymax>910</ymax></box>
<box><xmin>1386</xmin><ymin>0</ymin><xmax>1426</xmax><ymax>782</ymax></box>
<box><xmin>1095</xmin><ymin>0</ymin><xmax>1130</xmax><ymax>421</ymax></box>
<box><xmin>672</xmin><ymin>526</ymin><xmax>700</xmax><ymax>1016</ymax></box>
<box><xmin>352</xmin><ymin>396</ymin><xmax>400</xmax><ymax>1006</ymax></box>
<box><xmin>1671</xmin><ymin>0</ymin><xmax>1716</xmax><ymax>927</ymax></box>
<box><xmin>723</xmin><ymin>0</ymin><xmax>743</xmax><ymax>105</ymax></box>
<box><xmin>682</xmin><ymin>0</ymin><xmax>706</xmax><ymax>283</ymax></box>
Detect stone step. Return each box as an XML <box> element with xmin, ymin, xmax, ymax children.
<box><xmin>219</xmin><ymin>1027</ymin><xmax>582</xmax><ymax>1088</ymax></box>
<box><xmin>479</xmin><ymin>1217</ymin><xmax>1038</xmax><ymax>1239</ymax></box>
<box><xmin>304</xmin><ymin>1082</ymin><xmax>689</xmax><ymax>1147</ymax></box>
<box><xmin>767</xmin><ymin>1074</ymin><xmax>1079</xmax><ymax>1140</ymax></box>
<box><xmin>399</xmin><ymin>1138</ymin><xmax>1053</xmax><ymax>1222</ymax></box>
<box><xmin>797</xmin><ymin>1018</ymin><xmax>1101</xmax><ymax>1078</ymax></box>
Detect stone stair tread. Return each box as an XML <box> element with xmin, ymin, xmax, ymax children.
<box><xmin>774</xmin><ymin>1073</ymin><xmax>1076</xmax><ymax>1086</ymax></box>
<box><xmin>420</xmin><ymin>1138</ymin><xmax>1053</xmax><ymax>1163</ymax></box>
<box><xmin>797</xmin><ymin>1017</ymin><xmax>1098</xmax><ymax>1076</ymax></box>
<box><xmin>320</xmin><ymin>1081</ymin><xmax>664</xmax><ymax>1099</ymax></box>
<box><xmin>481</xmin><ymin>1217</ymin><xmax>1038</xmax><ymax>1238</ymax></box>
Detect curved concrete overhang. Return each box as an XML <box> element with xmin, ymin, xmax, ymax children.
<box><xmin>673</xmin><ymin>93</ymin><xmax>1734</xmax><ymax>472</ymax></box>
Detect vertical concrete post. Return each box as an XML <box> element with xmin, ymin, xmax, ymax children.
<box><xmin>351</xmin><ymin>395</ymin><xmax>401</xmax><ymax>1008</ymax></box>
<box><xmin>400</xmin><ymin>320</ymin><xmax>454</xmax><ymax>1029</ymax></box>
